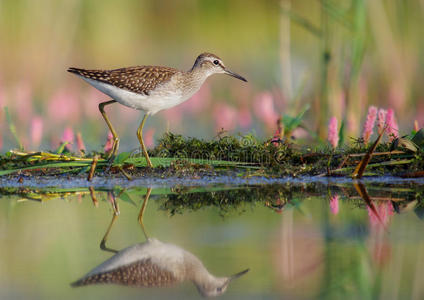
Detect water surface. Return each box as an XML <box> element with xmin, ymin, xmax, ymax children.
<box><xmin>1</xmin><ymin>181</ymin><xmax>423</xmax><ymax>299</ymax></box>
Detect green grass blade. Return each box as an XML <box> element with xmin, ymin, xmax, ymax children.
<box><xmin>4</xmin><ymin>107</ymin><xmax>23</xmax><ymax>151</ymax></box>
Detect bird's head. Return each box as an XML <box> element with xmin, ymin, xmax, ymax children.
<box><xmin>191</xmin><ymin>52</ymin><xmax>247</xmax><ymax>82</ymax></box>
<box><xmin>196</xmin><ymin>268</ymin><xmax>249</xmax><ymax>297</ymax></box>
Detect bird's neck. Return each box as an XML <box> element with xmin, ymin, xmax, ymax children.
<box><xmin>187</xmin><ymin>66</ymin><xmax>211</xmax><ymax>84</ymax></box>
<box><xmin>184</xmin><ymin>253</ymin><xmax>214</xmax><ymax>284</ymax></box>
<box><xmin>180</xmin><ymin>68</ymin><xmax>209</xmax><ymax>97</ymax></box>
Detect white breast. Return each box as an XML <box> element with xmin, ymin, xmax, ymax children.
<box><xmin>84</xmin><ymin>238</ymin><xmax>187</xmax><ymax>278</ymax></box>
<box><xmin>80</xmin><ymin>76</ymin><xmax>192</xmax><ymax>115</ymax></box>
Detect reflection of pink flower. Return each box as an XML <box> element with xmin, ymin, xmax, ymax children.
<box><xmin>76</xmin><ymin>132</ymin><xmax>86</xmax><ymax>153</ymax></box>
<box><xmin>30</xmin><ymin>116</ymin><xmax>43</xmax><ymax>149</ymax></box>
<box><xmin>329</xmin><ymin>195</ymin><xmax>339</xmax><ymax>215</ymax></box>
<box><xmin>327</xmin><ymin>117</ymin><xmax>339</xmax><ymax>148</ymax></box>
<box><xmin>253</xmin><ymin>92</ymin><xmax>279</xmax><ymax>129</ymax></box>
<box><xmin>104</xmin><ymin>131</ymin><xmax>114</xmax><ymax>153</ymax></box>
<box><xmin>61</xmin><ymin>127</ymin><xmax>75</xmax><ymax>151</ymax></box>
<box><xmin>368</xmin><ymin>201</ymin><xmax>394</xmax><ymax>267</ymax></box>
<box><xmin>213</xmin><ymin>103</ymin><xmax>237</xmax><ymax>131</ymax></box>
<box><xmin>377</xmin><ymin>109</ymin><xmax>387</xmax><ymax>135</ymax></box>
<box><xmin>362</xmin><ymin>106</ymin><xmax>377</xmax><ymax>144</ymax></box>
<box><xmin>386</xmin><ymin>109</ymin><xmax>398</xmax><ymax>141</ymax></box>
<box><xmin>368</xmin><ymin>201</ymin><xmax>394</xmax><ymax>227</ymax></box>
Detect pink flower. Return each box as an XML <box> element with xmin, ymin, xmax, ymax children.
<box><xmin>271</xmin><ymin>118</ymin><xmax>283</xmax><ymax>146</ymax></box>
<box><xmin>362</xmin><ymin>106</ymin><xmax>377</xmax><ymax>144</ymax></box>
<box><xmin>83</xmin><ymin>88</ymin><xmax>105</xmax><ymax>119</ymax></box>
<box><xmin>238</xmin><ymin>106</ymin><xmax>252</xmax><ymax>129</ymax></box>
<box><xmin>48</xmin><ymin>88</ymin><xmax>80</xmax><ymax>123</ymax></box>
<box><xmin>30</xmin><ymin>116</ymin><xmax>43</xmax><ymax>148</ymax></box>
<box><xmin>377</xmin><ymin>109</ymin><xmax>387</xmax><ymax>135</ymax></box>
<box><xmin>386</xmin><ymin>108</ymin><xmax>399</xmax><ymax>141</ymax></box>
<box><xmin>143</xmin><ymin>128</ymin><xmax>155</xmax><ymax>148</ymax></box>
<box><xmin>76</xmin><ymin>132</ymin><xmax>86</xmax><ymax>153</ymax></box>
<box><xmin>104</xmin><ymin>131</ymin><xmax>114</xmax><ymax>153</ymax></box>
<box><xmin>61</xmin><ymin>127</ymin><xmax>75</xmax><ymax>151</ymax></box>
<box><xmin>271</xmin><ymin>129</ymin><xmax>281</xmax><ymax>146</ymax></box>
<box><xmin>213</xmin><ymin>103</ymin><xmax>237</xmax><ymax>131</ymax></box>
<box><xmin>253</xmin><ymin>92</ymin><xmax>279</xmax><ymax>129</ymax></box>
<box><xmin>327</xmin><ymin>117</ymin><xmax>339</xmax><ymax>148</ymax></box>
<box><xmin>414</xmin><ymin>120</ymin><xmax>419</xmax><ymax>132</ymax></box>
<box><xmin>161</xmin><ymin>107</ymin><xmax>183</xmax><ymax>129</ymax></box>
<box><xmin>13</xmin><ymin>81</ymin><xmax>33</xmax><ymax>124</ymax></box>
<box><xmin>329</xmin><ymin>195</ymin><xmax>339</xmax><ymax>215</ymax></box>
<box><xmin>179</xmin><ymin>83</ymin><xmax>211</xmax><ymax>113</ymax></box>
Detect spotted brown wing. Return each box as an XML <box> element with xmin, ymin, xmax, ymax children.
<box><xmin>71</xmin><ymin>258</ymin><xmax>178</xmax><ymax>288</ymax></box>
<box><xmin>67</xmin><ymin>66</ymin><xmax>178</xmax><ymax>95</ymax></box>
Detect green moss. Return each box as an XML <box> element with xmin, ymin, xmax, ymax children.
<box><xmin>0</xmin><ymin>132</ymin><xmax>423</xmax><ymax>178</ymax></box>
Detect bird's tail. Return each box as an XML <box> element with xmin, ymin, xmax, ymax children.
<box><xmin>70</xmin><ymin>276</ymin><xmax>92</xmax><ymax>287</ymax></box>
<box><xmin>67</xmin><ymin>67</ymin><xmax>87</xmax><ymax>76</ymax></box>
<box><xmin>70</xmin><ymin>279</ymin><xmax>84</xmax><ymax>287</ymax></box>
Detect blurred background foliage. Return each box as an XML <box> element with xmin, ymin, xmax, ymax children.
<box><xmin>0</xmin><ymin>0</ymin><xmax>423</xmax><ymax>152</ymax></box>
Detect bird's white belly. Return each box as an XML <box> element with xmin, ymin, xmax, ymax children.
<box><xmin>82</xmin><ymin>77</ymin><xmax>189</xmax><ymax>115</ymax></box>
<box><xmin>85</xmin><ymin>239</ymin><xmax>187</xmax><ymax>278</ymax></box>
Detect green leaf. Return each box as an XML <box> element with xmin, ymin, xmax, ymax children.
<box><xmin>283</xmin><ymin>105</ymin><xmax>310</xmax><ymax>133</ymax></box>
<box><xmin>414</xmin><ymin>204</ymin><xmax>424</xmax><ymax>220</ymax></box>
<box><xmin>0</xmin><ymin>161</ymin><xmax>91</xmax><ymax>176</ymax></box>
<box><xmin>117</xmin><ymin>191</ymin><xmax>136</xmax><ymax>206</ymax></box>
<box><xmin>56</xmin><ymin>142</ymin><xmax>69</xmax><ymax>154</ymax></box>
<box><xmin>4</xmin><ymin>107</ymin><xmax>23</xmax><ymax>151</ymax></box>
<box><xmin>412</xmin><ymin>129</ymin><xmax>424</xmax><ymax>149</ymax></box>
<box><xmin>114</xmin><ymin>151</ymin><xmax>131</xmax><ymax>165</ymax></box>
<box><xmin>280</xmin><ymin>8</ymin><xmax>322</xmax><ymax>37</ymax></box>
<box><xmin>391</xmin><ymin>137</ymin><xmax>418</xmax><ymax>153</ymax></box>
<box><xmin>339</xmin><ymin>119</ymin><xmax>345</xmax><ymax>146</ymax></box>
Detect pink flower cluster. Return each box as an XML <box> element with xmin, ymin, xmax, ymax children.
<box><xmin>60</xmin><ymin>127</ymin><xmax>86</xmax><ymax>153</ymax></box>
<box><xmin>385</xmin><ymin>109</ymin><xmax>399</xmax><ymax>141</ymax></box>
<box><xmin>327</xmin><ymin>117</ymin><xmax>339</xmax><ymax>148</ymax></box>
<box><xmin>362</xmin><ymin>106</ymin><xmax>399</xmax><ymax>143</ymax></box>
<box><xmin>362</xmin><ymin>106</ymin><xmax>377</xmax><ymax>145</ymax></box>
<box><xmin>253</xmin><ymin>92</ymin><xmax>279</xmax><ymax>130</ymax></box>
<box><xmin>61</xmin><ymin>127</ymin><xmax>75</xmax><ymax>151</ymax></box>
<box><xmin>377</xmin><ymin>109</ymin><xmax>387</xmax><ymax>135</ymax></box>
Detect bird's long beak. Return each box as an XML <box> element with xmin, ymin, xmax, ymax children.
<box><xmin>227</xmin><ymin>268</ymin><xmax>250</xmax><ymax>283</ymax></box>
<box><xmin>224</xmin><ymin>69</ymin><xmax>248</xmax><ymax>82</ymax></box>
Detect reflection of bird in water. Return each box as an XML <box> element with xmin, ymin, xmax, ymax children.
<box><xmin>72</xmin><ymin>188</ymin><xmax>249</xmax><ymax>297</ymax></box>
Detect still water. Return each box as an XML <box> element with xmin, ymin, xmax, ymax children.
<box><xmin>1</xmin><ymin>181</ymin><xmax>423</xmax><ymax>299</ymax></box>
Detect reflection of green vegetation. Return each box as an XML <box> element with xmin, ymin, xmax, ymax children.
<box><xmin>158</xmin><ymin>185</ymin><xmax>289</xmax><ymax>216</ymax></box>
<box><xmin>2</xmin><ymin>182</ymin><xmax>423</xmax><ymax>220</ymax></box>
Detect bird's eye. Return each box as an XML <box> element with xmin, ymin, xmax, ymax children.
<box><xmin>213</xmin><ymin>60</ymin><xmax>219</xmax><ymax>65</ymax></box>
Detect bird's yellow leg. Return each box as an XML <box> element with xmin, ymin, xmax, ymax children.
<box><xmin>98</xmin><ymin>100</ymin><xmax>119</xmax><ymax>160</ymax></box>
<box><xmin>138</xmin><ymin>187</ymin><xmax>152</xmax><ymax>240</ymax></box>
<box><xmin>100</xmin><ymin>192</ymin><xmax>120</xmax><ymax>253</ymax></box>
<box><xmin>136</xmin><ymin>114</ymin><xmax>153</xmax><ymax>168</ymax></box>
